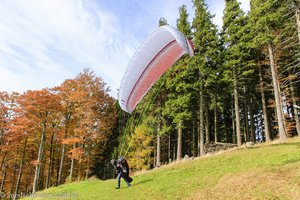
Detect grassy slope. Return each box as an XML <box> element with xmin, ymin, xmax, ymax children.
<box><xmin>23</xmin><ymin>137</ymin><xmax>300</xmax><ymax>200</ymax></box>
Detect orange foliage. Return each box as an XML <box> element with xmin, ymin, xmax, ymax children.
<box><xmin>62</xmin><ymin>138</ymin><xmax>81</xmax><ymax>144</ymax></box>
<box><xmin>68</xmin><ymin>147</ymin><xmax>84</xmax><ymax>160</ymax></box>
<box><xmin>0</xmin><ymin>69</ymin><xmax>117</xmax><ymax>195</ymax></box>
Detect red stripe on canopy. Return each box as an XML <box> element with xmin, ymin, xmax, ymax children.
<box><xmin>126</xmin><ymin>41</ymin><xmax>184</xmax><ymax>112</ymax></box>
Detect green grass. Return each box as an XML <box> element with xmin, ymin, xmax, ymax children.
<box><xmin>23</xmin><ymin>137</ymin><xmax>300</xmax><ymax>200</ymax></box>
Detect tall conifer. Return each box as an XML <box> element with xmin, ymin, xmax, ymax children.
<box><xmin>192</xmin><ymin>0</ymin><xmax>220</xmax><ymax>153</ymax></box>
<box><xmin>222</xmin><ymin>0</ymin><xmax>249</xmax><ymax>146</ymax></box>
<box><xmin>162</xmin><ymin>5</ymin><xmax>193</xmax><ymax>161</ymax></box>
<box><xmin>250</xmin><ymin>0</ymin><xmax>288</xmax><ymax>141</ymax></box>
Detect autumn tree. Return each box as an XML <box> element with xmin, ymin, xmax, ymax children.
<box><xmin>127</xmin><ymin>124</ymin><xmax>154</xmax><ymax>170</ymax></box>
<box><xmin>55</xmin><ymin>69</ymin><xmax>116</xmax><ymax>183</ymax></box>
<box><xmin>17</xmin><ymin>89</ymin><xmax>61</xmax><ymax>194</ymax></box>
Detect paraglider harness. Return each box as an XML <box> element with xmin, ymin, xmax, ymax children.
<box><xmin>111</xmin><ymin>157</ymin><xmax>133</xmax><ymax>183</ymax></box>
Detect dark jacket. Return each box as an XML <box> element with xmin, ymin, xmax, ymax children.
<box><xmin>117</xmin><ymin>157</ymin><xmax>129</xmax><ymax>173</ymax></box>
<box><xmin>111</xmin><ymin>157</ymin><xmax>133</xmax><ymax>182</ymax></box>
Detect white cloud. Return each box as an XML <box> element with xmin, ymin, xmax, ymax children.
<box><xmin>0</xmin><ymin>0</ymin><xmax>136</xmax><ymax>97</ymax></box>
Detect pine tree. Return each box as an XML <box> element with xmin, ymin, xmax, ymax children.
<box><xmin>284</xmin><ymin>0</ymin><xmax>300</xmax><ymax>135</ymax></box>
<box><xmin>250</xmin><ymin>0</ymin><xmax>288</xmax><ymax>141</ymax></box>
<box><xmin>177</xmin><ymin>5</ymin><xmax>192</xmax><ymax>39</ymax></box>
<box><xmin>162</xmin><ymin>57</ymin><xmax>193</xmax><ymax>161</ymax></box>
<box><xmin>161</xmin><ymin>5</ymin><xmax>193</xmax><ymax>162</ymax></box>
<box><xmin>159</xmin><ymin>17</ymin><xmax>168</xmax><ymax>26</ymax></box>
<box><xmin>192</xmin><ymin>0</ymin><xmax>220</xmax><ymax>153</ymax></box>
<box><xmin>222</xmin><ymin>0</ymin><xmax>251</xmax><ymax>146</ymax></box>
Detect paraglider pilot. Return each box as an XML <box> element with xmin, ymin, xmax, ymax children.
<box><xmin>111</xmin><ymin>157</ymin><xmax>133</xmax><ymax>189</ymax></box>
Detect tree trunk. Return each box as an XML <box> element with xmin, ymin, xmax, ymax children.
<box><xmin>77</xmin><ymin>149</ymin><xmax>82</xmax><ymax>181</ymax></box>
<box><xmin>0</xmin><ymin>127</ymin><xmax>2</xmax><ymax>140</ymax></box>
<box><xmin>33</xmin><ymin>122</ymin><xmax>46</xmax><ymax>194</ymax></box>
<box><xmin>77</xmin><ymin>163</ymin><xmax>81</xmax><ymax>181</ymax></box>
<box><xmin>268</xmin><ymin>43</ymin><xmax>286</xmax><ymax>141</ymax></box>
<box><xmin>45</xmin><ymin>132</ymin><xmax>55</xmax><ymax>189</ymax></box>
<box><xmin>0</xmin><ymin>160</ymin><xmax>7</xmax><ymax>195</ymax></box>
<box><xmin>233</xmin><ymin>67</ymin><xmax>242</xmax><ymax>146</ymax></box>
<box><xmin>214</xmin><ymin>94</ymin><xmax>218</xmax><ymax>143</ymax></box>
<box><xmin>153</xmin><ymin>146</ymin><xmax>156</xmax><ymax>167</ymax></box>
<box><xmin>13</xmin><ymin>137</ymin><xmax>28</xmax><ymax>200</ymax></box>
<box><xmin>0</xmin><ymin>153</ymin><xmax>7</xmax><ymax>174</ymax></box>
<box><xmin>249</xmin><ymin>96</ymin><xmax>255</xmax><ymax>143</ymax></box>
<box><xmin>57</xmin><ymin>144</ymin><xmax>66</xmax><ymax>186</ymax></box>
<box><xmin>296</xmin><ymin>8</ymin><xmax>300</xmax><ymax>45</ymax></box>
<box><xmin>268</xmin><ymin>109</ymin><xmax>274</xmax><ymax>139</ymax></box>
<box><xmin>0</xmin><ymin>128</ymin><xmax>5</xmax><ymax>149</ymax></box>
<box><xmin>9</xmin><ymin>164</ymin><xmax>17</xmax><ymax>199</ymax></box>
<box><xmin>290</xmin><ymin>82</ymin><xmax>300</xmax><ymax>135</ymax></box>
<box><xmin>198</xmin><ymin>121</ymin><xmax>200</xmax><ymax>154</ymax></box>
<box><xmin>69</xmin><ymin>143</ymin><xmax>76</xmax><ymax>182</ymax></box>
<box><xmin>176</xmin><ymin>120</ymin><xmax>183</xmax><ymax>161</ymax></box>
<box><xmin>192</xmin><ymin>112</ymin><xmax>196</xmax><ymax>156</ymax></box>
<box><xmin>199</xmin><ymin>85</ymin><xmax>205</xmax><ymax>156</ymax></box>
<box><xmin>231</xmin><ymin>101</ymin><xmax>236</xmax><ymax>144</ymax></box>
<box><xmin>187</xmin><ymin>130</ymin><xmax>190</xmax><ymax>156</ymax></box>
<box><xmin>173</xmin><ymin>142</ymin><xmax>176</xmax><ymax>161</ymax></box>
<box><xmin>156</xmin><ymin>122</ymin><xmax>161</xmax><ymax>167</ymax></box>
<box><xmin>25</xmin><ymin>167</ymin><xmax>33</xmax><ymax>194</ymax></box>
<box><xmin>58</xmin><ymin>110</ymin><xmax>72</xmax><ymax>186</ymax></box>
<box><xmin>205</xmin><ymin>100</ymin><xmax>210</xmax><ymax>143</ymax></box>
<box><xmin>168</xmin><ymin>133</ymin><xmax>171</xmax><ymax>163</ymax></box>
<box><xmin>85</xmin><ymin>155</ymin><xmax>90</xmax><ymax>180</ymax></box>
<box><xmin>38</xmin><ymin>156</ymin><xmax>46</xmax><ymax>191</ymax></box>
<box><xmin>259</xmin><ymin>66</ymin><xmax>271</xmax><ymax>142</ymax></box>
<box><xmin>243</xmin><ymin>86</ymin><xmax>250</xmax><ymax>142</ymax></box>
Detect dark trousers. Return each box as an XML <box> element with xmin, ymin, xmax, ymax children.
<box><xmin>117</xmin><ymin>171</ymin><xmax>131</xmax><ymax>187</ymax></box>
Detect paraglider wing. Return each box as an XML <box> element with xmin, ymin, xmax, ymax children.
<box><xmin>119</xmin><ymin>25</ymin><xmax>194</xmax><ymax>113</ymax></box>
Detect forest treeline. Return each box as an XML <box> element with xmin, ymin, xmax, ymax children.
<box><xmin>117</xmin><ymin>0</ymin><xmax>300</xmax><ymax>171</ymax></box>
<box><xmin>0</xmin><ymin>0</ymin><xmax>300</xmax><ymax>198</ymax></box>
<box><xmin>0</xmin><ymin>69</ymin><xmax>118</xmax><ymax>198</ymax></box>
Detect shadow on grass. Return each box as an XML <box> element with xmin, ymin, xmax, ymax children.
<box><xmin>131</xmin><ymin>178</ymin><xmax>154</xmax><ymax>187</ymax></box>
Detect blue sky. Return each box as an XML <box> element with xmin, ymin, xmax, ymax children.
<box><xmin>0</xmin><ymin>0</ymin><xmax>249</xmax><ymax>98</ymax></box>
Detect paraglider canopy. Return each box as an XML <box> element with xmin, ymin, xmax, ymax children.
<box><xmin>119</xmin><ymin>25</ymin><xmax>194</xmax><ymax>113</ymax></box>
